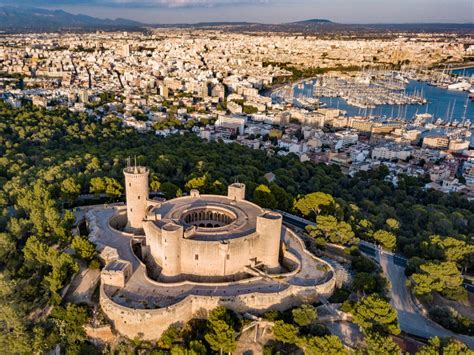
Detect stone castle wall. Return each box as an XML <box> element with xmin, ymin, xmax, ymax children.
<box><xmin>143</xmin><ymin>211</ymin><xmax>284</xmax><ymax>281</ymax></box>
<box><xmin>100</xmin><ymin>275</ymin><xmax>335</xmax><ymax>341</ymax></box>
<box><xmin>98</xmin><ymin>221</ymin><xmax>336</xmax><ymax>341</ymax></box>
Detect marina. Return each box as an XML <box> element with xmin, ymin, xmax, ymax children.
<box><xmin>292</xmin><ymin>79</ymin><xmax>474</xmax><ymax>124</ymax></box>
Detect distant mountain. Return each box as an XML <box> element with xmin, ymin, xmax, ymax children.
<box><xmin>0</xmin><ymin>8</ymin><xmax>470</xmax><ymax>35</ymax></box>
<box><xmin>0</xmin><ymin>6</ymin><xmax>143</xmax><ymax>31</ymax></box>
<box><xmin>289</xmin><ymin>19</ymin><xmax>334</xmax><ymax>25</ymax></box>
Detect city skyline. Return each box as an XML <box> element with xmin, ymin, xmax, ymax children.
<box><xmin>0</xmin><ymin>0</ymin><xmax>472</xmax><ymax>24</ymax></box>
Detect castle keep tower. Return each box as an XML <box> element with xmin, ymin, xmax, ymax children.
<box><xmin>124</xmin><ymin>165</ymin><xmax>149</xmax><ymax>233</ymax></box>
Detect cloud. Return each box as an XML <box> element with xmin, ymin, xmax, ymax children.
<box><xmin>0</xmin><ymin>0</ymin><xmax>272</xmax><ymax>8</ymax></box>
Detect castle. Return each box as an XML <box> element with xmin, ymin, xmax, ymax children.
<box><xmin>89</xmin><ymin>166</ymin><xmax>335</xmax><ymax>340</ymax></box>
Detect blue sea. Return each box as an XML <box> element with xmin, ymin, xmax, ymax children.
<box><xmin>294</xmin><ymin>80</ymin><xmax>474</xmax><ymax>123</ymax></box>
<box><xmin>451</xmin><ymin>67</ymin><xmax>474</xmax><ymax>77</ymax></box>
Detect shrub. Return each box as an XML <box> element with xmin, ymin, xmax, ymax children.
<box><xmin>428</xmin><ymin>306</ymin><xmax>474</xmax><ymax>336</ymax></box>
<box><xmin>328</xmin><ymin>287</ymin><xmax>351</xmax><ymax>303</ymax></box>
<box><xmin>89</xmin><ymin>259</ymin><xmax>101</xmax><ymax>270</ymax></box>
<box><xmin>292</xmin><ymin>304</ymin><xmax>317</xmax><ymax>327</ymax></box>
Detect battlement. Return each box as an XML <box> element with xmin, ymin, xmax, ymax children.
<box><xmin>124</xmin><ymin>166</ymin><xmax>149</xmax><ymax>176</ymax></box>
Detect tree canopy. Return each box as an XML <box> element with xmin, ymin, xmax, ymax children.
<box><xmin>352</xmin><ymin>295</ymin><xmax>400</xmax><ymax>335</ymax></box>
<box><xmin>410</xmin><ymin>261</ymin><xmax>466</xmax><ymax>301</ymax></box>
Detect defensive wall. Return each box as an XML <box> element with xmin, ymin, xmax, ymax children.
<box><xmin>100</xmin><ymin>273</ymin><xmax>335</xmax><ymax>341</ymax></box>
<box><xmin>98</xmin><ymin>227</ymin><xmax>336</xmax><ymax>340</ymax></box>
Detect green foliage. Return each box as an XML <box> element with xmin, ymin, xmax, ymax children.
<box><xmin>161</xmin><ymin>182</ymin><xmax>182</xmax><ymax>199</ymax></box>
<box><xmin>272</xmin><ymin>320</ymin><xmax>299</xmax><ymax>344</ymax></box>
<box><xmin>89</xmin><ymin>176</ymin><xmax>123</xmax><ymax>197</ymax></box>
<box><xmin>188</xmin><ymin>340</ymin><xmax>207</xmax><ymax>355</ymax></box>
<box><xmin>361</xmin><ymin>332</ymin><xmax>401</xmax><ymax>355</ymax></box>
<box><xmin>243</xmin><ymin>105</ymin><xmax>258</xmax><ymax>114</ymax></box>
<box><xmin>204</xmin><ymin>307</ymin><xmax>240</xmax><ymax>354</ymax></box>
<box><xmin>421</xmin><ymin>235</ymin><xmax>474</xmax><ymax>270</ymax></box>
<box><xmin>253</xmin><ymin>184</ymin><xmax>277</xmax><ymax>209</ymax></box>
<box><xmin>0</xmin><ymin>232</ymin><xmax>16</xmax><ymax>261</ymax></box>
<box><xmin>0</xmin><ymin>101</ymin><xmax>473</xmax><ymax>351</ymax></box>
<box><xmin>416</xmin><ymin>336</ymin><xmax>472</xmax><ymax>354</ymax></box>
<box><xmin>372</xmin><ymin>230</ymin><xmax>397</xmax><ymax>251</ymax></box>
<box><xmin>351</xmin><ymin>255</ymin><xmax>378</xmax><ymax>273</ymax></box>
<box><xmin>207</xmin><ymin>306</ymin><xmax>241</xmax><ymax>331</ymax></box>
<box><xmin>16</xmin><ymin>180</ymin><xmax>71</xmax><ymax>240</ymax></box>
<box><xmin>304</xmin><ymin>335</ymin><xmax>346</xmax><ymax>355</ymax></box>
<box><xmin>352</xmin><ymin>295</ymin><xmax>400</xmax><ymax>335</ymax></box>
<box><xmin>307</xmin><ymin>215</ymin><xmax>358</xmax><ymax>246</ymax></box>
<box><xmin>263</xmin><ymin>309</ymin><xmax>283</xmax><ymax>321</ymax></box>
<box><xmin>0</xmin><ymin>299</ymin><xmax>30</xmax><ymax>353</ymax></box>
<box><xmin>328</xmin><ymin>287</ymin><xmax>351</xmax><ymax>303</ymax></box>
<box><xmin>159</xmin><ymin>324</ymin><xmax>183</xmax><ymax>349</ymax></box>
<box><xmin>405</xmin><ymin>256</ymin><xmax>425</xmax><ymax>276</ymax></box>
<box><xmin>410</xmin><ymin>261</ymin><xmax>466</xmax><ymax>301</ymax></box>
<box><xmin>385</xmin><ymin>218</ymin><xmax>400</xmax><ymax>231</ymax></box>
<box><xmin>71</xmin><ymin>236</ymin><xmax>96</xmax><ymax>261</ymax></box>
<box><xmin>60</xmin><ymin>177</ymin><xmax>81</xmax><ymax>202</ymax></box>
<box><xmin>291</xmin><ymin>304</ymin><xmax>317</xmax><ymax>327</ymax></box>
<box><xmin>185</xmin><ymin>174</ymin><xmax>209</xmax><ymax>192</ymax></box>
<box><xmin>150</xmin><ymin>175</ymin><xmax>161</xmax><ymax>192</ymax></box>
<box><xmin>428</xmin><ymin>306</ymin><xmax>474</xmax><ymax>336</ymax></box>
<box><xmin>307</xmin><ymin>324</ymin><xmax>331</xmax><ymax>337</ymax></box>
<box><xmin>50</xmin><ymin>303</ymin><xmax>90</xmax><ymax>353</ymax></box>
<box><xmin>23</xmin><ymin>236</ymin><xmax>79</xmax><ymax>303</ymax></box>
<box><xmin>204</xmin><ymin>320</ymin><xmax>236</xmax><ymax>353</ymax></box>
<box><xmin>352</xmin><ymin>272</ymin><xmax>387</xmax><ymax>296</ymax></box>
<box><xmin>294</xmin><ymin>192</ymin><xmax>335</xmax><ymax>218</ymax></box>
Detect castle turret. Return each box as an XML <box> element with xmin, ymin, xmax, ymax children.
<box><xmin>160</xmin><ymin>223</ymin><xmax>183</xmax><ymax>281</ymax></box>
<box><xmin>228</xmin><ymin>183</ymin><xmax>246</xmax><ymax>201</ymax></box>
<box><xmin>256</xmin><ymin>212</ymin><xmax>282</xmax><ymax>272</ymax></box>
<box><xmin>124</xmin><ymin>166</ymin><xmax>149</xmax><ymax>233</ymax></box>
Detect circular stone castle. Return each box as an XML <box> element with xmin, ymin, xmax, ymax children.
<box><xmin>88</xmin><ymin>166</ymin><xmax>335</xmax><ymax>340</ymax></box>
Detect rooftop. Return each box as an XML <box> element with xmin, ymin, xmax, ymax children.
<box><xmin>147</xmin><ymin>194</ymin><xmax>264</xmax><ymax>241</ymax></box>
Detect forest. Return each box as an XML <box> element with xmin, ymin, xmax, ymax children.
<box><xmin>0</xmin><ymin>102</ymin><xmax>473</xmax><ymax>352</ymax></box>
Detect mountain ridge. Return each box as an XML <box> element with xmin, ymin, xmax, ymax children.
<box><xmin>0</xmin><ymin>6</ymin><xmax>471</xmax><ymax>33</ymax></box>
<box><xmin>0</xmin><ymin>6</ymin><xmax>143</xmax><ymax>30</ymax></box>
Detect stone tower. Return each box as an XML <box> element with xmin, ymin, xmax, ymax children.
<box><xmin>124</xmin><ymin>165</ymin><xmax>149</xmax><ymax>233</ymax></box>
<box><xmin>256</xmin><ymin>212</ymin><xmax>282</xmax><ymax>272</ymax></box>
<box><xmin>228</xmin><ymin>183</ymin><xmax>246</xmax><ymax>201</ymax></box>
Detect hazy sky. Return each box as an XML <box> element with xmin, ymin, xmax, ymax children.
<box><xmin>1</xmin><ymin>0</ymin><xmax>473</xmax><ymax>24</ymax></box>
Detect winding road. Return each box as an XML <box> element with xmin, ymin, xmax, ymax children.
<box><xmin>281</xmin><ymin>212</ymin><xmax>474</xmax><ymax>349</ymax></box>
<box><xmin>379</xmin><ymin>250</ymin><xmax>474</xmax><ymax>348</ymax></box>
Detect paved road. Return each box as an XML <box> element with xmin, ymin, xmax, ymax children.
<box><xmin>281</xmin><ymin>212</ymin><xmax>474</xmax><ymax>348</ymax></box>
<box><xmin>379</xmin><ymin>250</ymin><xmax>474</xmax><ymax>348</ymax></box>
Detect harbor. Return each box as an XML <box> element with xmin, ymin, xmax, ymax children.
<box><xmin>289</xmin><ymin>77</ymin><xmax>474</xmax><ymax>124</ymax></box>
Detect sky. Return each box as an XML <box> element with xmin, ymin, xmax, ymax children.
<box><xmin>1</xmin><ymin>0</ymin><xmax>472</xmax><ymax>24</ymax></box>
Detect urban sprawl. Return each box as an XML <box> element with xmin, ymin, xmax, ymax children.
<box><xmin>2</xmin><ymin>29</ymin><xmax>474</xmax><ymax>198</ymax></box>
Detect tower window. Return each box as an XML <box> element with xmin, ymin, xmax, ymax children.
<box><xmin>130</xmin><ymin>208</ymin><xmax>133</xmax><ymax>212</ymax></box>
<box><xmin>227</xmin><ymin>254</ymin><xmax>230</xmax><ymax>260</ymax></box>
<box><xmin>138</xmin><ymin>196</ymin><xmax>140</xmax><ymax>200</ymax></box>
<box><xmin>129</xmin><ymin>183</ymin><xmax>131</xmax><ymax>187</ymax></box>
<box><xmin>195</xmin><ymin>254</ymin><xmax>199</xmax><ymax>261</ymax></box>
